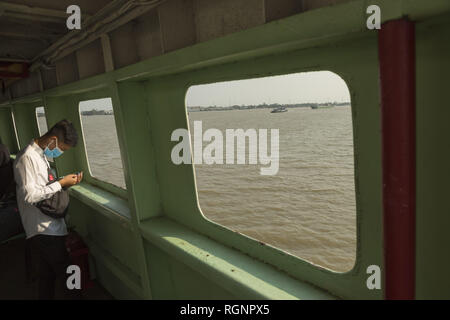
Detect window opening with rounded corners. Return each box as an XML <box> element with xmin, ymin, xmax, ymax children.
<box><xmin>78</xmin><ymin>98</ymin><xmax>126</xmax><ymax>189</ymax></box>
<box><xmin>184</xmin><ymin>71</ymin><xmax>356</xmax><ymax>272</ymax></box>
<box><xmin>35</xmin><ymin>106</ymin><xmax>53</xmax><ymax>163</ymax></box>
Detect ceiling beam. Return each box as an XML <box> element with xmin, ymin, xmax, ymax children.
<box><xmin>0</xmin><ymin>57</ymin><xmax>30</xmax><ymax>63</ymax></box>
<box><xmin>0</xmin><ymin>2</ymin><xmax>91</xmax><ymax>24</ymax></box>
<box><xmin>28</xmin><ymin>0</ymin><xmax>128</xmax><ymax>70</ymax></box>
<box><xmin>31</xmin><ymin>0</ymin><xmax>167</xmax><ymax>70</ymax></box>
<box><xmin>2</xmin><ymin>11</ymin><xmax>65</xmax><ymax>23</ymax></box>
<box><xmin>0</xmin><ymin>31</ymin><xmax>53</xmax><ymax>43</ymax></box>
<box><xmin>0</xmin><ymin>22</ymin><xmax>64</xmax><ymax>36</ymax></box>
<box><xmin>0</xmin><ymin>16</ymin><xmax>65</xmax><ymax>34</ymax></box>
<box><xmin>0</xmin><ymin>2</ymin><xmax>90</xmax><ymax>19</ymax></box>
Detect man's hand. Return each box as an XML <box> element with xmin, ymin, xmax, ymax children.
<box><xmin>76</xmin><ymin>171</ymin><xmax>83</xmax><ymax>184</ymax></box>
<box><xmin>58</xmin><ymin>174</ymin><xmax>78</xmax><ymax>188</ymax></box>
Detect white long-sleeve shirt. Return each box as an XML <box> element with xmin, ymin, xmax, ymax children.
<box><xmin>13</xmin><ymin>140</ymin><xmax>67</xmax><ymax>239</ymax></box>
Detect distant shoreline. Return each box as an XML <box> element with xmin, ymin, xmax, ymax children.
<box><xmin>37</xmin><ymin>104</ymin><xmax>351</xmax><ymax>117</ymax></box>
<box><xmin>37</xmin><ymin>110</ymin><xmax>114</xmax><ymax>117</ymax></box>
<box><xmin>187</xmin><ymin>103</ymin><xmax>350</xmax><ymax>112</ymax></box>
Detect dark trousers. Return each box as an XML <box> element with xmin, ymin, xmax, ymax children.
<box><xmin>27</xmin><ymin>234</ymin><xmax>78</xmax><ymax>300</ymax></box>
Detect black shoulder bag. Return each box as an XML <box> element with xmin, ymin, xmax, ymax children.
<box><xmin>35</xmin><ymin>165</ymin><xmax>70</xmax><ymax>219</ymax></box>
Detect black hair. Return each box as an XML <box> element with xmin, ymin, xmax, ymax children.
<box><xmin>44</xmin><ymin>119</ymin><xmax>78</xmax><ymax>147</ymax></box>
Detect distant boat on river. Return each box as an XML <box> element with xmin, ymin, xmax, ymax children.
<box><xmin>271</xmin><ymin>106</ymin><xmax>288</xmax><ymax>113</ymax></box>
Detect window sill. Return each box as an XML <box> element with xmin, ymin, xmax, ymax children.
<box><xmin>69</xmin><ymin>182</ymin><xmax>132</xmax><ymax>230</ymax></box>
<box><xmin>139</xmin><ymin>217</ymin><xmax>336</xmax><ymax>300</ymax></box>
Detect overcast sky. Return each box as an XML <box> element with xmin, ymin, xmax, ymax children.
<box><xmin>186</xmin><ymin>71</ymin><xmax>351</xmax><ymax>107</ymax></box>
<box><xmin>78</xmin><ymin>98</ymin><xmax>113</xmax><ymax>111</ymax></box>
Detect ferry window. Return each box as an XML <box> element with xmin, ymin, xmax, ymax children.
<box><xmin>36</xmin><ymin>107</ymin><xmax>48</xmax><ymax>136</ymax></box>
<box><xmin>185</xmin><ymin>71</ymin><xmax>356</xmax><ymax>272</ymax></box>
<box><xmin>10</xmin><ymin>109</ymin><xmax>20</xmax><ymax>152</ymax></box>
<box><xmin>78</xmin><ymin>98</ymin><xmax>126</xmax><ymax>189</ymax></box>
<box><xmin>35</xmin><ymin>107</ymin><xmax>53</xmax><ymax>162</ymax></box>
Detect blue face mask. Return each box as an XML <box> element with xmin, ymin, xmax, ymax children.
<box><xmin>44</xmin><ymin>138</ymin><xmax>64</xmax><ymax>158</ymax></box>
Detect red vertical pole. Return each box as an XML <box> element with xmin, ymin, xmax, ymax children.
<box><xmin>379</xmin><ymin>19</ymin><xmax>416</xmax><ymax>300</ymax></box>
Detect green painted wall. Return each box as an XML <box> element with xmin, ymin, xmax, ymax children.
<box><xmin>0</xmin><ymin>107</ymin><xmax>19</xmax><ymax>153</ymax></box>
<box><xmin>415</xmin><ymin>15</ymin><xmax>450</xmax><ymax>299</ymax></box>
<box><xmin>144</xmin><ymin>34</ymin><xmax>382</xmax><ymax>300</ymax></box>
<box><xmin>11</xmin><ymin>102</ymin><xmax>41</xmax><ymax>150</ymax></box>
